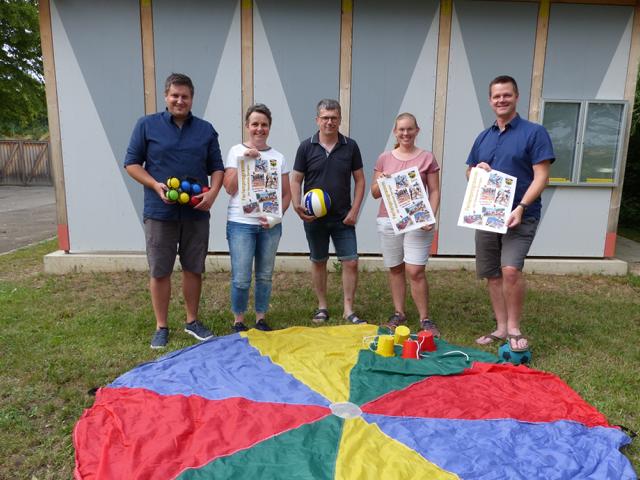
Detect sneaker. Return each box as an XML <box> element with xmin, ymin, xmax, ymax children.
<box><xmin>233</xmin><ymin>322</ymin><xmax>249</xmax><ymax>333</ymax></box>
<box><xmin>150</xmin><ymin>328</ymin><xmax>169</xmax><ymax>349</ymax></box>
<box><xmin>184</xmin><ymin>320</ymin><xmax>214</xmax><ymax>341</ymax></box>
<box><xmin>255</xmin><ymin>319</ymin><xmax>272</xmax><ymax>331</ymax></box>
<box><xmin>420</xmin><ymin>318</ymin><xmax>440</xmax><ymax>337</ymax></box>
<box><xmin>387</xmin><ymin>312</ymin><xmax>407</xmax><ymax>329</ymax></box>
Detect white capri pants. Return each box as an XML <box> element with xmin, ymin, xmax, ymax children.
<box><xmin>376</xmin><ymin>217</ymin><xmax>435</xmax><ymax>268</ymax></box>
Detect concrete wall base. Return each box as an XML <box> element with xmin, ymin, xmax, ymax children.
<box><xmin>43</xmin><ymin>251</ymin><xmax>628</xmax><ymax>276</ymax></box>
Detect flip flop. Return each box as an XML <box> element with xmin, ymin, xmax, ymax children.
<box><xmin>507</xmin><ymin>334</ymin><xmax>529</xmax><ymax>352</ymax></box>
<box><xmin>312</xmin><ymin>308</ymin><xmax>329</xmax><ymax>323</ymax></box>
<box><xmin>475</xmin><ymin>333</ymin><xmax>506</xmax><ymax>346</ymax></box>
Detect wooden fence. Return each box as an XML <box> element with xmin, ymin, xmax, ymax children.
<box><xmin>0</xmin><ymin>140</ymin><xmax>52</xmax><ymax>186</ymax></box>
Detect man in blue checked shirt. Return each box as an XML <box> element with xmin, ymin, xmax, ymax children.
<box><xmin>125</xmin><ymin>73</ymin><xmax>224</xmax><ymax>349</ymax></box>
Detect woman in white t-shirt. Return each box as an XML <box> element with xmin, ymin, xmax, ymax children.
<box><xmin>223</xmin><ymin>104</ymin><xmax>291</xmax><ymax>332</ymax></box>
<box><xmin>370</xmin><ymin>113</ymin><xmax>441</xmax><ymax>336</ymax></box>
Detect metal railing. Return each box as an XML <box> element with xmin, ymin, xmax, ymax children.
<box><xmin>0</xmin><ymin>140</ymin><xmax>52</xmax><ymax>186</ymax></box>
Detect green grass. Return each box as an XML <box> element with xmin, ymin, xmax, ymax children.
<box><xmin>1</xmin><ymin>239</ymin><xmax>639</xmax><ymax>478</ymax></box>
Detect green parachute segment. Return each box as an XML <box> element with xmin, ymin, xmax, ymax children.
<box><xmin>349</xmin><ymin>338</ymin><xmax>500</xmax><ymax>405</ymax></box>
<box><xmin>178</xmin><ymin>415</ymin><xmax>344</xmax><ymax>480</ymax></box>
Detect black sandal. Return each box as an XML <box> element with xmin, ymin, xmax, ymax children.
<box><xmin>312</xmin><ymin>308</ymin><xmax>329</xmax><ymax>323</ymax></box>
<box><xmin>345</xmin><ymin>313</ymin><xmax>366</xmax><ymax>324</ymax></box>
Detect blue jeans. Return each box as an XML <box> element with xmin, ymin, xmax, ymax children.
<box><xmin>226</xmin><ymin>221</ymin><xmax>282</xmax><ymax>315</ymax></box>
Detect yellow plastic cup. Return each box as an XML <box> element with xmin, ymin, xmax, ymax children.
<box><xmin>394</xmin><ymin>325</ymin><xmax>410</xmax><ymax>345</ymax></box>
<box><xmin>376</xmin><ymin>335</ymin><xmax>395</xmax><ymax>357</ymax></box>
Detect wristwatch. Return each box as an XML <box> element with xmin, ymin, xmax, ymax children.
<box><xmin>517</xmin><ymin>202</ymin><xmax>528</xmax><ymax>212</ymax></box>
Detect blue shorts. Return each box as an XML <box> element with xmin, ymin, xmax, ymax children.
<box><xmin>303</xmin><ymin>220</ymin><xmax>358</xmax><ymax>262</ymax></box>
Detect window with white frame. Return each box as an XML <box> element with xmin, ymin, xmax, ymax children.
<box><xmin>541</xmin><ymin>100</ymin><xmax>627</xmax><ymax>186</ymax></box>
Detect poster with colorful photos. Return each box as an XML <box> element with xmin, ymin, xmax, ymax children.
<box><xmin>238</xmin><ymin>156</ymin><xmax>282</xmax><ymax>218</ymax></box>
<box><xmin>377</xmin><ymin>166</ymin><xmax>436</xmax><ymax>234</ymax></box>
<box><xmin>457</xmin><ymin>167</ymin><xmax>517</xmax><ymax>234</ymax></box>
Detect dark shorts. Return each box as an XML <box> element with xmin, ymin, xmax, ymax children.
<box><xmin>303</xmin><ymin>220</ymin><xmax>358</xmax><ymax>263</ymax></box>
<box><xmin>144</xmin><ymin>218</ymin><xmax>209</xmax><ymax>278</ymax></box>
<box><xmin>475</xmin><ymin>217</ymin><xmax>539</xmax><ymax>278</ymax></box>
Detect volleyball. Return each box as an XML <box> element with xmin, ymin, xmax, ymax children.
<box><xmin>304</xmin><ymin>189</ymin><xmax>331</xmax><ymax>217</ymax></box>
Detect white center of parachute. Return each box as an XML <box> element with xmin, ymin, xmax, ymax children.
<box><xmin>330</xmin><ymin>402</ymin><xmax>362</xmax><ymax>419</ymax></box>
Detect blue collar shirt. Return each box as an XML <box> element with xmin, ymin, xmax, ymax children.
<box><xmin>124</xmin><ymin>110</ymin><xmax>224</xmax><ymax>221</ymax></box>
<box><xmin>466</xmin><ymin>114</ymin><xmax>555</xmax><ymax>219</ymax></box>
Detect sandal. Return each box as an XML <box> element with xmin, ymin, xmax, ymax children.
<box><xmin>420</xmin><ymin>319</ymin><xmax>441</xmax><ymax>337</ymax></box>
<box><xmin>387</xmin><ymin>312</ymin><xmax>407</xmax><ymax>329</ymax></box>
<box><xmin>507</xmin><ymin>334</ymin><xmax>529</xmax><ymax>352</ymax></box>
<box><xmin>476</xmin><ymin>333</ymin><xmax>506</xmax><ymax>346</ymax></box>
<box><xmin>345</xmin><ymin>313</ymin><xmax>366</xmax><ymax>324</ymax></box>
<box><xmin>312</xmin><ymin>308</ymin><xmax>329</xmax><ymax>323</ymax></box>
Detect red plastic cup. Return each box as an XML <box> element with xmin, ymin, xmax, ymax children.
<box><xmin>401</xmin><ymin>340</ymin><xmax>420</xmax><ymax>359</ymax></box>
<box><xmin>418</xmin><ymin>331</ymin><xmax>437</xmax><ymax>352</ymax></box>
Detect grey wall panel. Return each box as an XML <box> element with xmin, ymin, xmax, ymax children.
<box><xmin>153</xmin><ymin>0</ymin><xmax>237</xmax><ymax>117</ymax></box>
<box><xmin>544</xmin><ymin>4</ymin><xmax>633</xmax><ymax>100</ymax></box>
<box><xmin>531</xmin><ymin>187</ymin><xmax>610</xmax><ymax>257</ymax></box>
<box><xmin>438</xmin><ymin>1</ymin><xmax>538</xmax><ymax>255</ymax></box>
<box><xmin>350</xmin><ymin>0</ymin><xmax>439</xmax><ymax>253</ymax></box>
<box><xmin>153</xmin><ymin>0</ymin><xmax>241</xmax><ymax>252</ymax></box>
<box><xmin>52</xmin><ymin>0</ymin><xmax>146</xmax><ymax>251</ymax></box>
<box><xmin>254</xmin><ymin>0</ymin><xmax>341</xmax><ymax>253</ymax></box>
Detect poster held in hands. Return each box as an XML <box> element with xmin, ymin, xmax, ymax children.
<box><xmin>238</xmin><ymin>156</ymin><xmax>282</xmax><ymax>218</ymax></box>
<box><xmin>458</xmin><ymin>167</ymin><xmax>517</xmax><ymax>234</ymax></box>
<box><xmin>377</xmin><ymin>166</ymin><xmax>436</xmax><ymax>235</ymax></box>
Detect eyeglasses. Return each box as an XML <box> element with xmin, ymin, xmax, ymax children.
<box><xmin>318</xmin><ymin>116</ymin><xmax>340</xmax><ymax>123</ymax></box>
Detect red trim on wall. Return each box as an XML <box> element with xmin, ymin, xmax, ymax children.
<box><xmin>431</xmin><ymin>230</ymin><xmax>439</xmax><ymax>255</ymax></box>
<box><xmin>57</xmin><ymin>224</ymin><xmax>70</xmax><ymax>252</ymax></box>
<box><xmin>604</xmin><ymin>232</ymin><xmax>616</xmax><ymax>258</ymax></box>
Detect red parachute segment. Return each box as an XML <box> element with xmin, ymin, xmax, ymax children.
<box><xmin>362</xmin><ymin>362</ymin><xmax>613</xmax><ymax>428</ymax></box>
<box><xmin>73</xmin><ymin>387</ymin><xmax>330</xmax><ymax>480</ymax></box>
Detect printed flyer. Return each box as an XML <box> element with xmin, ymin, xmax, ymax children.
<box><xmin>238</xmin><ymin>156</ymin><xmax>282</xmax><ymax>218</ymax></box>
<box><xmin>457</xmin><ymin>167</ymin><xmax>517</xmax><ymax>234</ymax></box>
<box><xmin>377</xmin><ymin>166</ymin><xmax>436</xmax><ymax>234</ymax></box>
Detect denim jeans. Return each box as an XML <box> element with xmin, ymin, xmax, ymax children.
<box><xmin>226</xmin><ymin>221</ymin><xmax>282</xmax><ymax>314</ymax></box>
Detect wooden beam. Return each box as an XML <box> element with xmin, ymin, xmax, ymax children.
<box><xmin>606</xmin><ymin>0</ymin><xmax>640</xmax><ymax>254</ymax></box>
<box><xmin>140</xmin><ymin>0</ymin><xmax>156</xmax><ymax>114</ymax></box>
<box><xmin>241</xmin><ymin>0</ymin><xmax>254</xmax><ymax>141</ymax></box>
<box><xmin>432</xmin><ymin>0</ymin><xmax>452</xmax><ymax>167</ymax></box>
<box><xmin>39</xmin><ymin>0</ymin><xmax>70</xmax><ymax>251</ymax></box>
<box><xmin>528</xmin><ymin>0</ymin><xmax>550</xmax><ymax>122</ymax></box>
<box><xmin>339</xmin><ymin>0</ymin><xmax>353</xmax><ymax>135</ymax></box>
<box><xmin>432</xmin><ymin>0</ymin><xmax>452</xmax><ymax>255</ymax></box>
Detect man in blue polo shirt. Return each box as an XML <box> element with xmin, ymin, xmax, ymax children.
<box><xmin>291</xmin><ymin>99</ymin><xmax>366</xmax><ymax>325</ymax></box>
<box><xmin>125</xmin><ymin>73</ymin><xmax>224</xmax><ymax>349</ymax></box>
<box><xmin>466</xmin><ymin>75</ymin><xmax>554</xmax><ymax>353</ymax></box>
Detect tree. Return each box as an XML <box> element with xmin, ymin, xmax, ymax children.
<box><xmin>0</xmin><ymin>0</ymin><xmax>47</xmax><ymax>138</ymax></box>
<box><xmin>619</xmin><ymin>71</ymin><xmax>640</xmax><ymax>229</ymax></box>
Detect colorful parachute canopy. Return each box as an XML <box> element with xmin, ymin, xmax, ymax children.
<box><xmin>74</xmin><ymin>325</ymin><xmax>636</xmax><ymax>479</ymax></box>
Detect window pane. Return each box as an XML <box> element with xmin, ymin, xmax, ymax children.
<box><xmin>580</xmin><ymin>103</ymin><xmax>624</xmax><ymax>183</ymax></box>
<box><xmin>542</xmin><ymin>102</ymin><xmax>580</xmax><ymax>183</ymax></box>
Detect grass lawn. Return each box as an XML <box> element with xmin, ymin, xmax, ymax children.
<box><xmin>1</xmin><ymin>239</ymin><xmax>639</xmax><ymax>478</ymax></box>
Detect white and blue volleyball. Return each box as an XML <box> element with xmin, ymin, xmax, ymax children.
<box><xmin>304</xmin><ymin>189</ymin><xmax>331</xmax><ymax>217</ymax></box>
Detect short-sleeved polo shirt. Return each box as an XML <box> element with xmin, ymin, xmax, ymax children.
<box><xmin>293</xmin><ymin>132</ymin><xmax>363</xmax><ymax>222</ymax></box>
<box><xmin>124</xmin><ymin>111</ymin><xmax>224</xmax><ymax>221</ymax></box>
<box><xmin>466</xmin><ymin>114</ymin><xmax>555</xmax><ymax>220</ymax></box>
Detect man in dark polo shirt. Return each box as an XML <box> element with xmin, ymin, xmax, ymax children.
<box><xmin>467</xmin><ymin>75</ymin><xmax>554</xmax><ymax>352</ymax></box>
<box><xmin>291</xmin><ymin>99</ymin><xmax>366</xmax><ymax>325</ymax></box>
<box><xmin>124</xmin><ymin>73</ymin><xmax>224</xmax><ymax>349</ymax></box>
